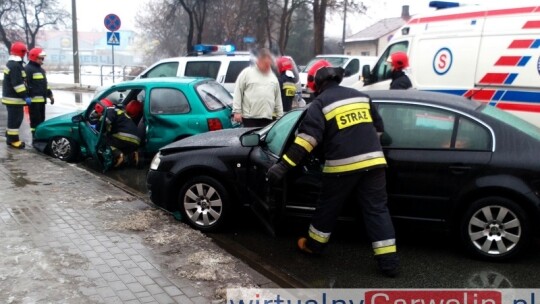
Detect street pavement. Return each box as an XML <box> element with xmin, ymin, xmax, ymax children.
<box><xmin>0</xmin><ymin>133</ymin><xmax>276</xmax><ymax>303</ymax></box>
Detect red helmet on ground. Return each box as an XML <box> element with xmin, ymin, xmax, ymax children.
<box><xmin>388</xmin><ymin>51</ymin><xmax>409</xmax><ymax>70</ymax></box>
<box><xmin>95</xmin><ymin>98</ymin><xmax>114</xmax><ymax>115</ymax></box>
<box><xmin>28</xmin><ymin>48</ymin><xmax>46</xmax><ymax>62</ymax></box>
<box><xmin>276</xmin><ymin>56</ymin><xmax>293</xmax><ymax>73</ymax></box>
<box><xmin>10</xmin><ymin>42</ymin><xmax>27</xmax><ymax>58</ymax></box>
<box><xmin>306</xmin><ymin>59</ymin><xmax>332</xmax><ymax>92</ymax></box>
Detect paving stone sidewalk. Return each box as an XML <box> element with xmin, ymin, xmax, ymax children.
<box><xmin>0</xmin><ymin>138</ymin><xmax>276</xmax><ymax>304</ymax></box>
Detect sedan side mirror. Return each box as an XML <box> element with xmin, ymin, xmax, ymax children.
<box><xmin>240</xmin><ymin>133</ymin><xmax>260</xmax><ymax>147</ymax></box>
<box><xmin>72</xmin><ymin>114</ymin><xmax>84</xmax><ymax>123</ymax></box>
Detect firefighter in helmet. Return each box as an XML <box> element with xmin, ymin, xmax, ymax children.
<box><xmin>25</xmin><ymin>47</ymin><xmax>54</xmax><ymax>137</ymax></box>
<box><xmin>266</xmin><ymin>60</ymin><xmax>400</xmax><ymax>277</ymax></box>
<box><xmin>276</xmin><ymin>56</ymin><xmax>297</xmax><ymax>112</ymax></box>
<box><xmin>93</xmin><ymin>98</ymin><xmax>141</xmax><ymax>167</ymax></box>
<box><xmin>388</xmin><ymin>51</ymin><xmax>412</xmax><ymax>90</ymax></box>
<box><xmin>2</xmin><ymin>41</ymin><xmax>30</xmax><ymax>149</ymax></box>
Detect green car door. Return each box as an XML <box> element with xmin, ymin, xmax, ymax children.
<box><xmin>76</xmin><ymin>100</ymin><xmax>114</xmax><ymax>172</ymax></box>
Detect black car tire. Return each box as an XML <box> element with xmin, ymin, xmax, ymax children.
<box><xmin>460</xmin><ymin>197</ymin><xmax>530</xmax><ymax>261</ymax></box>
<box><xmin>178</xmin><ymin>176</ymin><xmax>229</xmax><ymax>232</ymax></box>
<box><xmin>48</xmin><ymin>136</ymin><xmax>79</xmax><ymax>162</ymax></box>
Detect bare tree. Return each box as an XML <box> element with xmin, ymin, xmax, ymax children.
<box><xmin>0</xmin><ymin>0</ymin><xmax>68</xmax><ymax>52</ymax></box>
<box><xmin>136</xmin><ymin>0</ymin><xmax>188</xmax><ymax>63</ymax></box>
<box><xmin>276</xmin><ymin>0</ymin><xmax>309</xmax><ymax>54</ymax></box>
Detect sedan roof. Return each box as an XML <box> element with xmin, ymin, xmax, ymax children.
<box><xmin>366</xmin><ymin>90</ymin><xmax>483</xmax><ymax>112</ymax></box>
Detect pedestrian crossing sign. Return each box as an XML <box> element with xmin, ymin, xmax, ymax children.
<box><xmin>107</xmin><ymin>32</ymin><xmax>120</xmax><ymax>46</ymax></box>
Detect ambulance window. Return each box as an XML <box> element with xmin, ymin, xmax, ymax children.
<box><xmin>146</xmin><ymin>62</ymin><xmax>179</xmax><ymax>78</ymax></box>
<box><xmin>344</xmin><ymin>59</ymin><xmax>359</xmax><ymax>77</ymax></box>
<box><xmin>455</xmin><ymin>117</ymin><xmax>490</xmax><ymax>150</ymax></box>
<box><xmin>378</xmin><ymin>103</ymin><xmax>455</xmax><ymax>149</ymax></box>
<box><xmin>374</xmin><ymin>41</ymin><xmax>409</xmax><ymax>83</ymax></box>
<box><xmin>185</xmin><ymin>61</ymin><xmax>221</xmax><ymax>79</ymax></box>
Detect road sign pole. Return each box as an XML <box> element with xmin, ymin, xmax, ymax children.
<box><xmin>112</xmin><ymin>44</ymin><xmax>115</xmax><ymax>83</ymax></box>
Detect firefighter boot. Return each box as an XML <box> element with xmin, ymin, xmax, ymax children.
<box><xmin>8</xmin><ymin>141</ymin><xmax>26</xmax><ymax>149</ymax></box>
<box><xmin>376</xmin><ymin>252</ymin><xmax>400</xmax><ymax>278</ymax></box>
<box><xmin>129</xmin><ymin>151</ymin><xmax>139</xmax><ymax>167</ymax></box>
<box><xmin>297</xmin><ymin>237</ymin><xmax>324</xmax><ymax>255</ymax></box>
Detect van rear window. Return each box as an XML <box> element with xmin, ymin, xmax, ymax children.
<box><xmin>185</xmin><ymin>61</ymin><xmax>221</xmax><ymax>79</ymax></box>
<box><xmin>225</xmin><ymin>61</ymin><xmax>251</xmax><ymax>83</ymax></box>
<box><xmin>196</xmin><ymin>81</ymin><xmax>233</xmax><ymax>111</ymax></box>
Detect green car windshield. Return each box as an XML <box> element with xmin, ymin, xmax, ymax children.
<box><xmin>257</xmin><ymin>110</ymin><xmax>303</xmax><ymax>156</ymax></box>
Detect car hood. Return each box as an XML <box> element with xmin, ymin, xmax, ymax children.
<box><xmin>160</xmin><ymin>128</ymin><xmax>255</xmax><ymax>152</ymax></box>
<box><xmin>38</xmin><ymin>111</ymin><xmax>80</xmax><ymax>128</ymax></box>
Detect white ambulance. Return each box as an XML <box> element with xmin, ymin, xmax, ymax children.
<box><xmin>359</xmin><ymin>1</ymin><xmax>540</xmax><ymax>125</ymax></box>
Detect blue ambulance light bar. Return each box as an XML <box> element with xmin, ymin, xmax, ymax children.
<box><xmin>193</xmin><ymin>44</ymin><xmax>236</xmax><ymax>55</ymax></box>
<box><xmin>429</xmin><ymin>1</ymin><xmax>460</xmax><ymax>9</ymax></box>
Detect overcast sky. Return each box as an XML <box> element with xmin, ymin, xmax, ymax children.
<box><xmin>59</xmin><ymin>0</ymin><xmax>534</xmax><ymax>37</ymax></box>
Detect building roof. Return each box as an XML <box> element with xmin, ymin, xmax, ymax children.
<box><xmin>345</xmin><ymin>17</ymin><xmax>406</xmax><ymax>43</ymax></box>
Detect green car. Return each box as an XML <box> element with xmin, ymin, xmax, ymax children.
<box><xmin>33</xmin><ymin>77</ymin><xmax>234</xmax><ymax>171</ymax></box>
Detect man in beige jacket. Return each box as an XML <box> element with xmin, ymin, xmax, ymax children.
<box><xmin>233</xmin><ymin>48</ymin><xmax>283</xmax><ymax>127</ymax></box>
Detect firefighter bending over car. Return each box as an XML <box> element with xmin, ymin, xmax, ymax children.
<box><xmin>92</xmin><ymin>98</ymin><xmax>141</xmax><ymax>168</ymax></box>
<box><xmin>267</xmin><ymin>60</ymin><xmax>400</xmax><ymax>277</ymax></box>
<box><xmin>2</xmin><ymin>41</ymin><xmax>30</xmax><ymax>149</ymax></box>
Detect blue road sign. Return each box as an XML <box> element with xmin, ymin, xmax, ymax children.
<box><xmin>107</xmin><ymin>32</ymin><xmax>120</xmax><ymax>46</ymax></box>
<box><xmin>104</xmin><ymin>14</ymin><xmax>121</xmax><ymax>32</ymax></box>
<box><xmin>243</xmin><ymin>36</ymin><xmax>256</xmax><ymax>43</ymax></box>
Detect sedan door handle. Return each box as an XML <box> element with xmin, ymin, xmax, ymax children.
<box><xmin>449</xmin><ymin>165</ymin><xmax>472</xmax><ymax>174</ymax></box>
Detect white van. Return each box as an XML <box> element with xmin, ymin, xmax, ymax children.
<box><xmin>138</xmin><ymin>46</ymin><xmax>253</xmax><ymax>93</ymax></box>
<box><xmin>299</xmin><ymin>54</ymin><xmax>377</xmax><ymax>100</ymax></box>
<box><xmin>360</xmin><ymin>1</ymin><xmax>540</xmax><ymax>125</ymax></box>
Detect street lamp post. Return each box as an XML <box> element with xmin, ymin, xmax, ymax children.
<box><xmin>342</xmin><ymin>0</ymin><xmax>348</xmax><ymax>54</ymax></box>
<box><xmin>71</xmin><ymin>0</ymin><xmax>80</xmax><ymax>84</ymax></box>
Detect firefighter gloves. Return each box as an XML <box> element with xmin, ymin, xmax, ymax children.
<box><xmin>25</xmin><ymin>97</ymin><xmax>31</xmax><ymax>106</ymax></box>
<box><xmin>266</xmin><ymin>161</ymin><xmax>290</xmax><ymax>184</ymax></box>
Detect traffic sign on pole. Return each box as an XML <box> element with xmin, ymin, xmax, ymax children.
<box><xmin>107</xmin><ymin>32</ymin><xmax>120</xmax><ymax>46</ymax></box>
<box><xmin>104</xmin><ymin>14</ymin><xmax>121</xmax><ymax>32</ymax></box>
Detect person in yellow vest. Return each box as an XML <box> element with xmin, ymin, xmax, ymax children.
<box><xmin>25</xmin><ymin>47</ymin><xmax>54</xmax><ymax>137</ymax></box>
<box><xmin>2</xmin><ymin>41</ymin><xmax>30</xmax><ymax>149</ymax></box>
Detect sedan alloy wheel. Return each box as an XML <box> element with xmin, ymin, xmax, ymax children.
<box><xmin>179</xmin><ymin>176</ymin><xmax>228</xmax><ymax>231</ymax></box>
<box><xmin>49</xmin><ymin>136</ymin><xmax>78</xmax><ymax>162</ymax></box>
<box><xmin>462</xmin><ymin>197</ymin><xmax>530</xmax><ymax>260</ymax></box>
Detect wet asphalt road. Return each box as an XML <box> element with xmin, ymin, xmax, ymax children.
<box><xmin>3</xmin><ymin>90</ymin><xmax>540</xmax><ymax>289</ymax></box>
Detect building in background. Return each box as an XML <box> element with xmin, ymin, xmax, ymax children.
<box><xmin>0</xmin><ymin>30</ymin><xmax>144</xmax><ymax>71</ymax></box>
<box><xmin>344</xmin><ymin>6</ymin><xmax>410</xmax><ymax>56</ymax></box>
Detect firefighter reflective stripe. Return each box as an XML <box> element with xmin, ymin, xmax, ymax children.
<box><xmin>32</xmin><ymin>72</ymin><xmax>44</xmax><ymax>79</ymax></box>
<box><xmin>323</xmin><ymin>151</ymin><xmax>387</xmax><ymax>173</ymax></box>
<box><xmin>297</xmin><ymin>133</ymin><xmax>318</xmax><ymax>148</ymax></box>
<box><xmin>283</xmin><ymin>154</ymin><xmax>297</xmax><ymax>167</ymax></box>
<box><xmin>335</xmin><ymin>107</ymin><xmax>373</xmax><ymax>129</ymax></box>
<box><xmin>6</xmin><ymin>128</ymin><xmax>19</xmax><ymax>135</ymax></box>
<box><xmin>14</xmin><ymin>84</ymin><xmax>26</xmax><ymax>93</ymax></box>
<box><xmin>31</xmin><ymin>96</ymin><xmax>45</xmax><ymax>102</ymax></box>
<box><xmin>4</xmin><ymin>67</ymin><xmax>9</xmax><ymax>74</ymax></box>
<box><xmin>21</xmin><ymin>70</ymin><xmax>26</xmax><ymax>78</ymax></box>
<box><xmin>308</xmin><ymin>225</ymin><xmax>331</xmax><ymax>244</ymax></box>
<box><xmin>322</xmin><ymin>97</ymin><xmax>370</xmax><ymax>120</ymax></box>
<box><xmin>283</xmin><ymin>82</ymin><xmax>296</xmax><ymax>97</ymax></box>
<box><xmin>294</xmin><ymin>136</ymin><xmax>314</xmax><ymax>152</ymax></box>
<box><xmin>2</xmin><ymin>97</ymin><xmax>26</xmax><ymax>105</ymax></box>
<box><xmin>373</xmin><ymin>238</ymin><xmax>397</xmax><ymax>255</ymax></box>
<box><xmin>113</xmin><ymin>132</ymin><xmax>141</xmax><ymax>145</ymax></box>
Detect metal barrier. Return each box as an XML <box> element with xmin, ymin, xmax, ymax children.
<box><xmin>79</xmin><ymin>64</ymin><xmax>146</xmax><ymax>87</ymax></box>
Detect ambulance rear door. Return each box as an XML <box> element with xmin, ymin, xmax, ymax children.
<box><xmin>474</xmin><ymin>5</ymin><xmax>540</xmax><ymax>121</ymax></box>
<box><xmin>412</xmin><ymin>13</ymin><xmax>484</xmax><ymax>94</ymax></box>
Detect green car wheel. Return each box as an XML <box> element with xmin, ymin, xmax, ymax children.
<box><xmin>49</xmin><ymin>136</ymin><xmax>79</xmax><ymax>162</ymax></box>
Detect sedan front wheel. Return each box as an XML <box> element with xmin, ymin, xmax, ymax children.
<box><xmin>178</xmin><ymin>176</ymin><xmax>229</xmax><ymax>232</ymax></box>
<box><xmin>461</xmin><ymin>197</ymin><xmax>530</xmax><ymax>261</ymax></box>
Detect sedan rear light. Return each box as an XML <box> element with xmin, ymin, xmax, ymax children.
<box><xmin>207</xmin><ymin>118</ymin><xmax>223</xmax><ymax>131</ymax></box>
